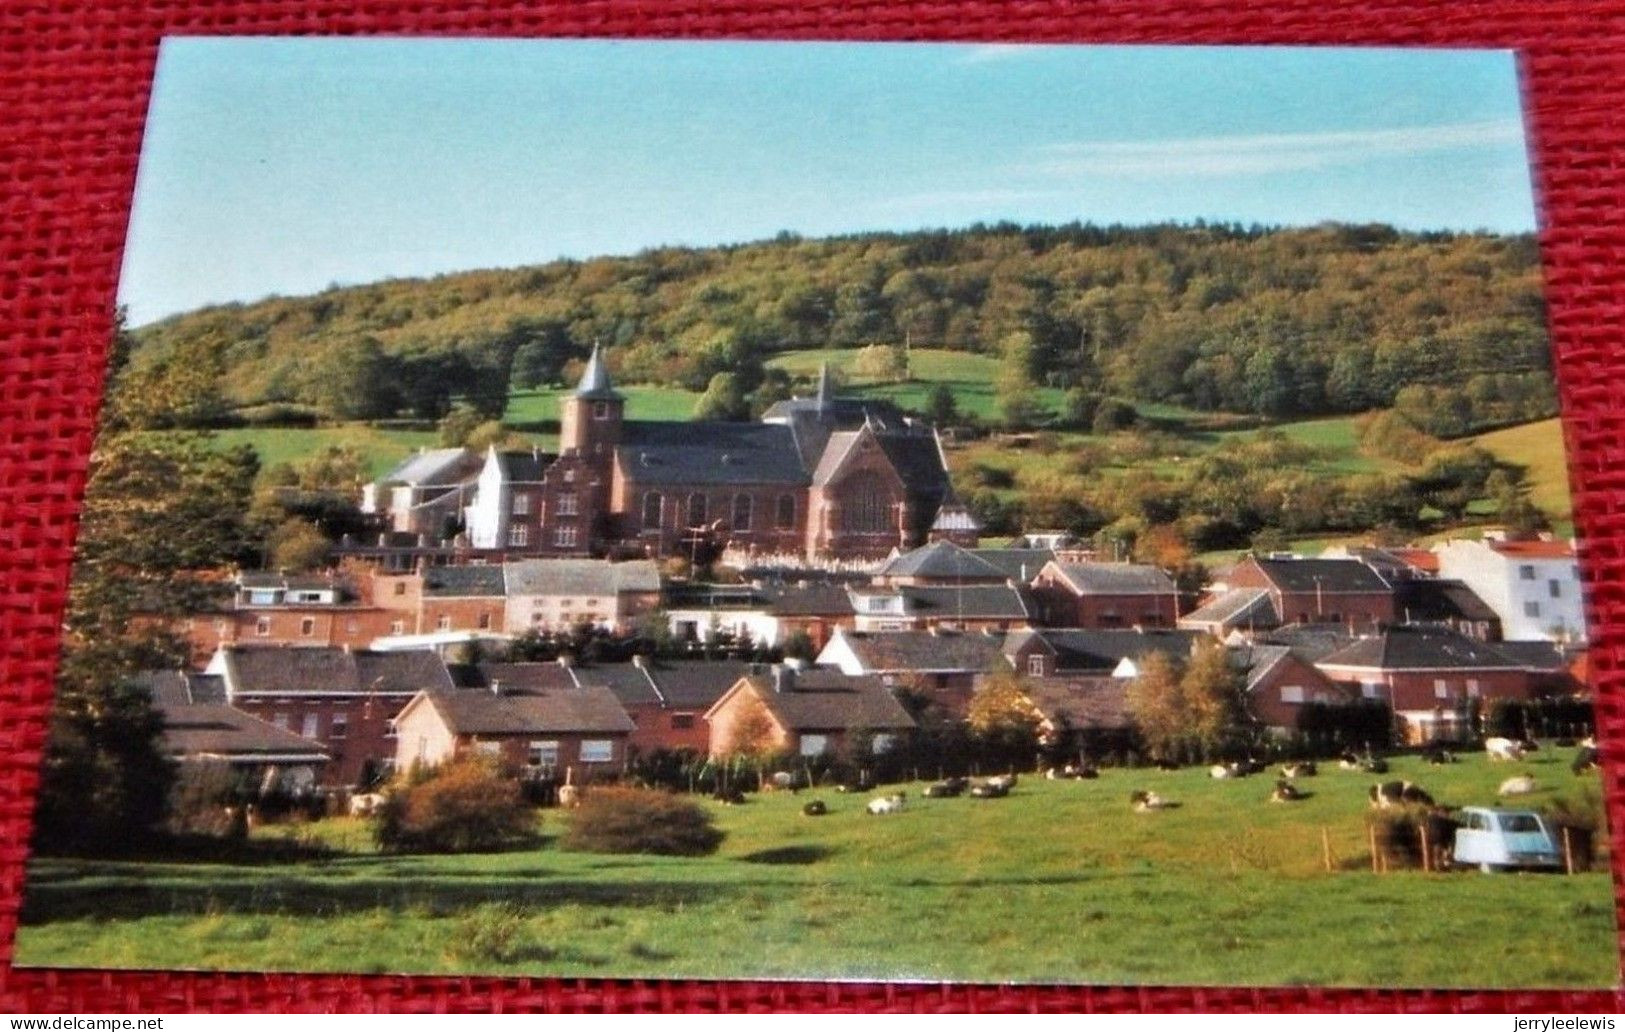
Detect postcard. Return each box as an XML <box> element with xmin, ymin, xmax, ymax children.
<box><xmin>13</xmin><ymin>38</ymin><xmax>1617</xmax><ymax>989</ymax></box>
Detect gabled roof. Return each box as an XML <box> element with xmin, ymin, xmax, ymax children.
<box><xmin>131</xmin><ymin>670</ymin><xmax>227</xmax><ymax>706</ymax></box>
<box><xmin>1021</xmin><ymin>676</ymin><xmax>1131</xmax><ymax>730</ymax></box>
<box><xmin>617</xmin><ymin>422</ymin><xmax>811</xmax><ymax>486</ymax></box>
<box><xmin>968</xmin><ymin>548</ymin><xmax>1052</xmax><ymax>581</ymax></box>
<box><xmin>1394</xmin><ymin>579</ymin><xmax>1500</xmax><ymax>625</ymax></box>
<box><xmin>735</xmin><ymin>670</ymin><xmax>915</xmax><ymax>732</ymax></box>
<box><xmin>834</xmin><ymin>629</ymin><xmax>1006</xmax><ymax>673</ymax></box>
<box><xmin>451</xmin><ymin>662</ymin><xmax>578</xmax><ymax>693</ymax></box>
<box><xmin>877</xmin><ymin>540</ymin><xmax>1004</xmax><ymax>581</ymax></box>
<box><xmin>1246</xmin><ymin>557</ymin><xmax>1392</xmax><ymax>593</ymax></box>
<box><xmin>568</xmin><ymin>659</ymin><xmax>752</xmax><ymax>710</ymax></box>
<box><xmin>1045</xmin><ymin>561</ymin><xmax>1177</xmax><ymax>596</ymax></box>
<box><xmin>1317</xmin><ymin>627</ymin><xmax>1527</xmax><ymax>671</ymax></box>
<box><xmin>762</xmin><ymin>582</ymin><xmax>855</xmax><ymax>617</ymax></box>
<box><xmin>1488</xmin><ymin>640</ymin><xmax>1571</xmax><ymax>672</ymax></box>
<box><xmin>221</xmin><ymin>646</ymin><xmax>455</xmax><ymax>696</ymax></box>
<box><xmin>1232</xmin><ymin>644</ymin><xmax>1297</xmax><ymax>692</ymax></box>
<box><xmin>875</xmin><ymin>432</ymin><xmax>951</xmax><ymax>498</ymax></box>
<box><xmin>1487</xmin><ymin>539</ymin><xmax>1575</xmax><ymax>560</ymax></box>
<box><xmin>1257</xmin><ymin>625</ymin><xmax>1358</xmax><ymax>664</ymax></box>
<box><xmin>158</xmin><ymin>703</ymin><xmax>330</xmax><ymax>762</ymax></box>
<box><xmin>417</xmin><ymin>685</ymin><xmax>634</xmax><ymax>736</ymax></box>
<box><xmin>1180</xmin><ymin>588</ymin><xmax>1279</xmax><ymax>630</ymax></box>
<box><xmin>504</xmin><ymin>558</ymin><xmax>661</xmax><ymax>597</ymax></box>
<box><xmin>1019</xmin><ymin>629</ymin><xmax>1204</xmax><ymax>673</ymax></box>
<box><xmin>238</xmin><ymin>572</ymin><xmax>346</xmax><ymax>593</ymax></box>
<box><xmin>423</xmin><ymin>564</ymin><xmax>507</xmax><ymax>598</ymax></box>
<box><xmin>493</xmin><ymin>450</ymin><xmax>550</xmax><ymax>483</ymax></box>
<box><xmin>574</xmin><ymin>343</ymin><xmax>623</xmax><ymax>401</ymax></box>
<box><xmin>884</xmin><ymin>584</ymin><xmax>1034</xmax><ymax>620</ymax></box>
<box><xmin>374</xmin><ymin>448</ymin><xmax>479</xmax><ymax>487</ymax></box>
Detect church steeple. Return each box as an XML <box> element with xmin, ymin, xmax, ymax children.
<box><xmin>575</xmin><ymin>343</ymin><xmax>622</xmax><ymax>401</ymax></box>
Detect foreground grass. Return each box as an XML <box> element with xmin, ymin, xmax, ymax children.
<box><xmin>15</xmin><ymin>749</ymin><xmax>1618</xmax><ymax>987</ymax></box>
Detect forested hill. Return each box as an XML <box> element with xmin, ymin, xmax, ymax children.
<box><xmin>129</xmin><ymin>221</ymin><xmax>1549</xmax><ymax>424</ymax></box>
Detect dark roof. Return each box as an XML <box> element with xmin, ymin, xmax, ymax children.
<box><xmin>494</xmin><ymin>450</ymin><xmax>550</xmax><ymax>482</ymax></box>
<box><xmin>743</xmin><ymin>670</ymin><xmax>915</xmax><ymax>732</ymax></box>
<box><xmin>222</xmin><ymin>646</ymin><xmax>455</xmax><ymax>696</ymax></box>
<box><xmin>238</xmin><ymin>572</ymin><xmax>344</xmax><ymax>592</ymax></box>
<box><xmin>1232</xmin><ymin>644</ymin><xmax>1296</xmax><ymax>692</ymax></box>
<box><xmin>834</xmin><ymin>629</ymin><xmax>1006</xmax><ymax>673</ymax></box>
<box><xmin>504</xmin><ymin>558</ymin><xmax>661</xmax><ymax>596</ymax></box>
<box><xmin>1047</xmin><ymin>562</ymin><xmax>1177</xmax><ymax>596</ymax></box>
<box><xmin>158</xmin><ymin>704</ymin><xmax>330</xmax><ymax>761</ymax></box>
<box><xmin>1318</xmin><ymin>627</ymin><xmax>1527</xmax><ymax>671</ymax></box>
<box><xmin>970</xmin><ymin>548</ymin><xmax>1055</xmax><ymax>582</ymax></box>
<box><xmin>877</xmin><ymin>540</ymin><xmax>1004</xmax><ymax>581</ymax></box>
<box><xmin>1022</xmin><ymin>676</ymin><xmax>1131</xmax><ymax>730</ymax></box>
<box><xmin>420</xmin><ymin>685</ymin><xmax>634</xmax><ymax>736</ymax></box>
<box><xmin>374</xmin><ymin>448</ymin><xmax>480</xmax><ymax>487</ymax></box>
<box><xmin>1257</xmin><ymin>625</ymin><xmax>1359</xmax><ymax>664</ymax></box>
<box><xmin>618</xmin><ymin>422</ymin><xmax>811</xmax><ymax>486</ymax></box>
<box><xmin>1394</xmin><ymin>579</ymin><xmax>1500</xmax><ymax>625</ymax></box>
<box><xmin>1488</xmin><ymin>640</ymin><xmax>1570</xmax><ymax>672</ymax></box>
<box><xmin>453</xmin><ymin>662</ymin><xmax>578</xmax><ymax>693</ymax></box>
<box><xmin>892</xmin><ymin>584</ymin><xmax>1035</xmax><ymax>620</ymax></box>
<box><xmin>1247</xmin><ymin>557</ymin><xmax>1392</xmax><ymax>593</ymax></box>
<box><xmin>762</xmin><ymin>582</ymin><xmax>855</xmax><ymax>617</ymax></box>
<box><xmin>1180</xmin><ymin>588</ymin><xmax>1279</xmax><ymax>630</ymax></box>
<box><xmin>131</xmin><ymin>670</ymin><xmax>228</xmax><ymax>706</ymax></box>
<box><xmin>574</xmin><ymin>343</ymin><xmax>623</xmax><ymax>401</ymax></box>
<box><xmin>876</xmin><ymin>432</ymin><xmax>951</xmax><ymax>499</ymax></box>
<box><xmin>760</xmin><ymin>395</ymin><xmax>909</xmax><ymax>429</ymax></box>
<box><xmin>423</xmin><ymin>564</ymin><xmax>507</xmax><ymax>598</ymax></box>
<box><xmin>1023</xmin><ymin>629</ymin><xmax>1205</xmax><ymax>673</ymax></box>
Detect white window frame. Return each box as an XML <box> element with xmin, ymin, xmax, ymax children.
<box><xmin>512</xmin><ymin>493</ymin><xmax>530</xmax><ymax>516</ymax></box>
<box><xmin>509</xmin><ymin>524</ymin><xmax>529</xmax><ymax>548</ymax></box>
<box><xmin>301</xmin><ymin>713</ymin><xmax>320</xmax><ymax>739</ymax></box>
<box><xmin>528</xmin><ymin>740</ymin><xmax>560</xmax><ymax>768</ymax></box>
<box><xmin>1433</xmin><ymin>679</ymin><xmax>1450</xmax><ymax>700</ymax></box>
<box><xmin>1280</xmin><ymin>685</ymin><xmax>1305</xmax><ymax>704</ymax></box>
<box><xmin>799</xmin><ymin>733</ymin><xmax>829</xmax><ymax>757</ymax></box>
<box><xmin>579</xmin><ymin>739</ymin><xmax>614</xmax><ymax>763</ymax></box>
<box><xmin>555</xmin><ymin>526</ymin><xmax>578</xmax><ymax>548</ymax></box>
<box><xmin>557</xmin><ymin>493</ymin><xmax>579</xmax><ymax>516</ymax></box>
<box><xmin>330</xmin><ymin>712</ymin><xmax>348</xmax><ymax>739</ymax></box>
<box><xmin>1027</xmin><ymin>655</ymin><xmax>1045</xmax><ymax>676</ymax></box>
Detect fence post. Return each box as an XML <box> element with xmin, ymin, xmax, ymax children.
<box><xmin>1322</xmin><ymin>827</ymin><xmax>1333</xmax><ymax>873</ymax></box>
<box><xmin>1368</xmin><ymin>823</ymin><xmax>1379</xmax><ymax>874</ymax></box>
<box><xmin>1563</xmin><ymin>827</ymin><xmax>1575</xmax><ymax>875</ymax></box>
<box><xmin>1419</xmin><ymin>821</ymin><xmax>1430</xmax><ymax>873</ymax></box>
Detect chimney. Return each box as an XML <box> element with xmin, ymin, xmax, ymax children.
<box><xmin>490</xmin><ymin>678</ymin><xmax>503</xmax><ymax>696</ymax></box>
<box><xmin>772</xmin><ymin>663</ymin><xmax>795</xmax><ymax>693</ymax></box>
<box><xmin>377</xmin><ymin>533</ymin><xmax>388</xmax><ymax>547</ymax></box>
<box><xmin>342</xmin><ymin>643</ymin><xmax>352</xmax><ymax>654</ymax></box>
<box><xmin>418</xmin><ymin>533</ymin><xmax>428</xmax><ymax>547</ymax></box>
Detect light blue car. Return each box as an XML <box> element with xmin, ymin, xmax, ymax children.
<box><xmin>1452</xmin><ymin>807</ymin><xmax>1563</xmax><ymax>872</ymax></box>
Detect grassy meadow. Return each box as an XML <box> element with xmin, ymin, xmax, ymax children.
<box><xmin>15</xmin><ymin>747</ymin><xmax>1618</xmax><ymax>987</ymax></box>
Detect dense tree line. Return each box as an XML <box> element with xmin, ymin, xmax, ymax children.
<box><xmin>129</xmin><ymin>221</ymin><xmax>1546</xmax><ymax>423</ymax></box>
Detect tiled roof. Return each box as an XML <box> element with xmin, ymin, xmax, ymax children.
<box><xmin>423</xmin><ymin>564</ymin><xmax>506</xmax><ymax>598</ymax></box>
<box><xmin>1394</xmin><ymin>579</ymin><xmax>1500</xmax><ymax>624</ymax></box>
<box><xmin>1488</xmin><ymin>539</ymin><xmax>1575</xmax><ymax>559</ymax></box>
<box><xmin>1317</xmin><ymin>627</ymin><xmax>1527</xmax><ymax>671</ymax></box>
<box><xmin>375</xmin><ymin>448</ymin><xmax>478</xmax><ymax>487</ymax></box>
<box><xmin>618</xmin><ymin>422</ymin><xmax>811</xmax><ymax>486</ymax></box>
<box><xmin>744</xmin><ymin>670</ymin><xmax>915</xmax><ymax>732</ymax></box>
<box><xmin>876</xmin><ymin>432</ymin><xmax>951</xmax><ymax>498</ymax></box>
<box><xmin>1488</xmin><ymin>640</ymin><xmax>1570</xmax><ymax>672</ymax></box>
<box><xmin>891</xmin><ymin>584</ymin><xmax>1035</xmax><ymax>620</ymax></box>
<box><xmin>131</xmin><ymin>670</ymin><xmax>227</xmax><ymax>706</ymax></box>
<box><xmin>504</xmin><ymin>558</ymin><xmax>661</xmax><ymax>597</ymax></box>
<box><xmin>1028</xmin><ymin>629</ymin><xmax>1204</xmax><ymax>673</ymax></box>
<box><xmin>574</xmin><ymin>344</ymin><xmax>623</xmax><ymax>401</ymax></box>
<box><xmin>158</xmin><ymin>703</ymin><xmax>330</xmax><ymax>761</ymax></box>
<box><xmin>1048</xmin><ymin>562</ymin><xmax>1177</xmax><ymax>595</ymax></box>
<box><xmin>968</xmin><ymin>548</ymin><xmax>1053</xmax><ymax>582</ymax></box>
<box><xmin>238</xmin><ymin>572</ymin><xmax>345</xmax><ymax>592</ymax></box>
<box><xmin>1022</xmin><ymin>676</ymin><xmax>1131</xmax><ymax>730</ymax></box>
<box><xmin>1248</xmin><ymin>557</ymin><xmax>1392</xmax><ymax>593</ymax></box>
<box><xmin>494</xmin><ymin>450</ymin><xmax>550</xmax><ymax>482</ymax></box>
<box><xmin>877</xmin><ymin>540</ymin><xmax>1004</xmax><ymax>581</ymax></box>
<box><xmin>836</xmin><ymin>629</ymin><xmax>1006</xmax><ymax>673</ymax></box>
<box><xmin>422</xmin><ymin>685</ymin><xmax>634</xmax><ymax>736</ymax></box>
<box><xmin>1257</xmin><ymin>625</ymin><xmax>1359</xmax><ymax>664</ymax></box>
<box><xmin>223</xmin><ymin>646</ymin><xmax>455</xmax><ymax>696</ymax></box>
<box><xmin>762</xmin><ymin>582</ymin><xmax>855</xmax><ymax>617</ymax></box>
<box><xmin>1181</xmin><ymin>588</ymin><xmax>1279</xmax><ymax>629</ymax></box>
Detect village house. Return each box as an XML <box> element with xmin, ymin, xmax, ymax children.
<box><xmin>816</xmin><ymin>627</ymin><xmax>1007</xmax><ymax>717</ymax></box>
<box><xmin>1002</xmin><ymin>627</ymin><xmax>1207</xmax><ymax>679</ymax></box>
<box><xmin>1434</xmin><ymin>536</ymin><xmax>1587</xmax><ymax>642</ymax></box>
<box><xmin>1312</xmin><ymin>626</ymin><xmax>1546</xmax><ymax>743</ymax></box>
<box><xmin>1228</xmin><ymin>643</ymin><xmax>1352</xmax><ymax>735</ymax></box>
<box><xmin>1393</xmin><ymin>578</ymin><xmax>1504</xmax><ymax>641</ymax></box>
<box><xmin>870</xmin><ymin>540</ymin><xmax>1041</xmax><ymax>586</ymax></box>
<box><xmin>134</xmin><ymin>670</ymin><xmax>330</xmax><ymax>792</ymax></box>
<box><xmin>179</xmin><ymin>571</ymin><xmax>399</xmax><ymax>664</ymax></box>
<box><xmin>1182</xmin><ymin>555</ymin><xmax>1396</xmax><ymax>636</ymax></box>
<box><xmin>703</xmin><ymin>665</ymin><xmax>916</xmax><ymax>759</ymax></box>
<box><xmin>392</xmin><ymin>676</ymin><xmax>634</xmax><ymax>777</ymax></box>
<box><xmin>362</xmin><ymin>448</ymin><xmax>485</xmax><ymax>538</ymax></box>
<box><xmin>502</xmin><ymin>557</ymin><xmax>662</xmax><ymax>634</ymax></box>
<box><xmin>205</xmin><ymin>644</ymin><xmax>456</xmax><ymax>787</ymax></box>
<box><xmin>1029</xmin><ymin>559</ymin><xmax>1180</xmax><ymax>629</ymax></box>
<box><xmin>567</xmin><ymin>657</ymin><xmax>753</xmax><ymax>754</ymax></box>
<box><xmin>846</xmin><ymin>581</ymin><xmax>1037</xmax><ymax>634</ymax></box>
<box><xmin>1015</xmin><ymin>674</ymin><xmax>1135</xmax><ymax>755</ymax></box>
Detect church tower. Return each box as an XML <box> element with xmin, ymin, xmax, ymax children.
<box><xmin>560</xmin><ymin>343</ymin><xmax>624</xmax><ymax>458</ymax></box>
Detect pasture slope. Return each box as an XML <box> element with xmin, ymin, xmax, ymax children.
<box><xmin>15</xmin><ymin>747</ymin><xmax>1618</xmax><ymax>987</ymax></box>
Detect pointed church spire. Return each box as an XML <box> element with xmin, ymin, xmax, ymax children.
<box><xmin>575</xmin><ymin>342</ymin><xmax>622</xmax><ymax>400</ymax></box>
<box><xmin>816</xmin><ymin>361</ymin><xmax>833</xmax><ymax>412</ymax></box>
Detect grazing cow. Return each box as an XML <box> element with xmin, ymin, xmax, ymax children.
<box><xmin>1337</xmin><ymin>751</ymin><xmax>1361</xmax><ymax>771</ymax></box>
<box><xmin>1360</xmin><ymin>757</ymin><xmax>1390</xmax><ymax>775</ymax></box>
<box><xmin>1369</xmin><ymin>780</ymin><xmax>1433</xmax><ymax>809</ymax></box>
<box><xmin>1280</xmin><ymin>762</ymin><xmax>1317</xmax><ymax>779</ymax></box>
<box><xmin>1270</xmin><ymin>779</ymin><xmax>1306</xmax><ymax>803</ymax></box>
<box><xmin>1424</xmin><ymin>806</ymin><xmax>1460</xmax><ymax>869</ymax></box>
<box><xmin>1154</xmin><ymin>758</ymin><xmax>1182</xmax><ymax>771</ymax></box>
<box><xmin>924</xmin><ymin>777</ymin><xmax>967</xmax><ymax>798</ymax></box>
<box><xmin>713</xmin><ymin>787</ymin><xmax>747</xmax><ymax>806</ymax></box>
<box><xmin>1485</xmin><ymin>737</ymin><xmax>1526</xmax><ymax>762</ymax></box>
<box><xmin>1072</xmin><ymin>764</ymin><xmax>1100</xmax><ymax>780</ymax></box>
<box><xmin>970</xmin><ymin>780</ymin><xmax>1010</xmax><ymax>799</ymax></box>
<box><xmin>1573</xmin><ymin>746</ymin><xmax>1601</xmax><ymax>775</ymax></box>
<box><xmin>1519</xmin><ymin>739</ymin><xmax>1541</xmax><ymax>753</ymax></box>
<box><xmin>866</xmin><ymin>792</ymin><xmax>907</xmax><ymax>815</ymax></box>
<box><xmin>983</xmin><ymin>774</ymin><xmax>1018</xmax><ymax>794</ymax></box>
<box><xmin>1238</xmin><ymin>757</ymin><xmax>1267</xmax><ymax>775</ymax></box>
<box><xmin>348</xmin><ymin>792</ymin><xmax>385</xmax><ymax>817</ymax></box>
<box><xmin>1209</xmin><ymin>763</ymin><xmax>1242</xmax><ymax>779</ymax></box>
<box><xmin>802</xmin><ymin>800</ymin><xmax>828</xmax><ymax>817</ymax></box>
<box><xmin>1129</xmin><ymin>790</ymin><xmax>1173</xmax><ymax>812</ymax></box>
<box><xmin>1497</xmin><ymin>774</ymin><xmax>1537</xmax><ymax>796</ymax></box>
<box><xmin>1421</xmin><ymin>747</ymin><xmax>1456</xmax><ymax>765</ymax></box>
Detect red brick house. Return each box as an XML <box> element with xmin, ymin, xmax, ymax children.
<box><xmin>1002</xmin><ymin>627</ymin><xmax>1206</xmax><ymax>679</ymax></box>
<box><xmin>391</xmin><ymin>680</ymin><xmax>634</xmax><ymax>779</ymax></box>
<box><xmin>1030</xmin><ymin>560</ymin><xmax>1180</xmax><ymax>629</ymax></box>
<box><xmin>816</xmin><ymin>627</ymin><xmax>1007</xmax><ymax>718</ymax></box>
<box><xmin>206</xmin><ymin>644</ymin><xmax>456</xmax><ymax>787</ymax></box>
<box><xmin>570</xmin><ymin>657</ymin><xmax>752</xmax><ymax>755</ymax></box>
<box><xmin>1231</xmin><ymin>644</ymin><xmax>1353</xmax><ymax>733</ymax></box>
<box><xmin>1219</xmin><ymin>556</ymin><xmax>1396</xmax><ymax>632</ymax></box>
<box><xmin>134</xmin><ymin>670</ymin><xmax>330</xmax><ymax>792</ymax></box>
<box><xmin>703</xmin><ymin>666</ymin><xmax>915</xmax><ymax>759</ymax></box>
<box><xmin>179</xmin><ymin>572</ymin><xmax>399</xmax><ymax>664</ymax></box>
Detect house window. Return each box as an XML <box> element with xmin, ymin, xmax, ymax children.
<box><xmin>1027</xmin><ymin>656</ymin><xmax>1045</xmax><ymax>676</ymax></box>
<box><xmin>509</xmin><ymin>524</ymin><xmax>529</xmax><ymax>547</ymax></box>
<box><xmin>1519</xmin><ymin>565</ymin><xmax>1536</xmax><ymax>580</ymax></box>
<box><xmin>478</xmin><ymin>611</ymin><xmax>492</xmax><ymax>630</ymax></box>
<box><xmin>255</xmin><ymin>617</ymin><xmax>271</xmax><ymax>637</ymax></box>
<box><xmin>564</xmin><ymin>469</ymin><xmax>575</xmax><ymax>484</ymax></box>
<box><xmin>436</xmin><ymin>614</ymin><xmax>452</xmax><ymax>631</ymax></box>
<box><xmin>272</xmin><ymin>713</ymin><xmax>291</xmax><ymax>730</ymax></box>
<box><xmin>1524</xmin><ymin>601</ymin><xmax>1541</xmax><ymax>618</ymax></box>
<box><xmin>670</xmin><ymin>713</ymin><xmax>696</xmax><ymax>730</ymax></box>
<box><xmin>1280</xmin><ymin>685</ymin><xmax>1305</xmax><ymax>704</ymax></box>
<box><xmin>1434</xmin><ymin>679</ymin><xmax>1450</xmax><ymax>700</ymax></box>
<box><xmin>300</xmin><ymin>617</ymin><xmax>316</xmax><ymax>637</ymax></box>
<box><xmin>345</xmin><ymin>618</ymin><xmax>358</xmax><ymax>633</ymax></box>
<box><xmin>390</xmin><ymin>619</ymin><xmax>405</xmax><ymax>635</ymax></box>
<box><xmin>294</xmin><ymin>591</ymin><xmax>324</xmax><ymax>604</ymax></box>
<box><xmin>1466</xmin><ymin>678</ymin><xmax>1482</xmax><ymax>698</ymax></box>
<box><xmin>776</xmin><ymin>494</ymin><xmax>796</xmax><ymax>530</ymax></box>
<box><xmin>528</xmin><ymin>740</ymin><xmax>560</xmax><ymax>768</ymax></box>
<box><xmin>301</xmin><ymin>713</ymin><xmax>320</xmax><ymax>739</ymax></box>
<box><xmin>799</xmin><ymin>734</ymin><xmax>830</xmax><ymax>757</ymax></box>
<box><xmin>330</xmin><ymin>713</ymin><xmax>348</xmax><ymax>739</ymax></box>
<box><xmin>871</xmin><ymin>733</ymin><xmax>897</xmax><ymax>755</ymax></box>
<box><xmin>580</xmin><ymin>740</ymin><xmax>614</xmax><ymax>763</ymax></box>
<box><xmin>393</xmin><ymin>581</ymin><xmax>407</xmax><ymax>596</ymax></box>
<box><xmin>555</xmin><ymin>526</ymin><xmax>578</xmax><ymax>548</ymax></box>
<box><xmin>1549</xmin><ymin>579</ymin><xmax>1562</xmax><ymax>599</ymax></box>
<box><xmin>475</xmin><ymin>741</ymin><xmax>502</xmax><ymax>757</ymax></box>
<box><xmin>641</xmin><ymin>492</ymin><xmax>662</xmax><ymax>530</ymax></box>
<box><xmin>558</xmin><ymin>493</ymin><xmax>579</xmax><ymax>516</ymax></box>
<box><xmin>593</xmin><ymin>401</ymin><xmax>610</xmax><ymax>420</ymax></box>
<box><xmin>512</xmin><ymin>493</ymin><xmax>530</xmax><ymax>516</ymax></box>
<box><xmin>687</xmin><ymin>493</ymin><xmax>707</xmax><ymax>527</ymax></box>
<box><xmin>1360</xmin><ymin>682</ymin><xmax>1382</xmax><ymax>699</ymax></box>
<box><xmin>732</xmin><ymin>494</ymin><xmax>752</xmax><ymax>532</ymax></box>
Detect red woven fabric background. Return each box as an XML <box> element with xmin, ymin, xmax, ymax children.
<box><xmin>3</xmin><ymin>0</ymin><xmax>1625</xmax><ymax>1013</ymax></box>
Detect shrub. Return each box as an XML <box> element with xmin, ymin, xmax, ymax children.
<box><xmin>562</xmin><ymin>787</ymin><xmax>724</xmax><ymax>856</ymax></box>
<box><xmin>375</xmin><ymin>755</ymin><xmax>537</xmax><ymax>854</ymax></box>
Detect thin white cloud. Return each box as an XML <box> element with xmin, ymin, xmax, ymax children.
<box><xmin>955</xmin><ymin>43</ymin><xmax>1040</xmax><ymax>65</ymax></box>
<box><xmin>873</xmin><ymin>188</ymin><xmax>1073</xmax><ymax>212</ymax></box>
<box><xmin>1032</xmin><ymin>120</ymin><xmax>1524</xmax><ymax>178</ymax></box>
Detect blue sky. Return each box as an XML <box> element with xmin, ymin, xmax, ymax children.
<box><xmin>120</xmin><ymin>38</ymin><xmax>1536</xmax><ymax>326</ymax></box>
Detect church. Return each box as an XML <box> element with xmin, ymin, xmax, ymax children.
<box><xmin>417</xmin><ymin>346</ymin><xmax>977</xmax><ymax>562</ymax></box>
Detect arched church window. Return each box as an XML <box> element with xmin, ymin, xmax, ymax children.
<box><xmin>642</xmin><ymin>492</ymin><xmax>662</xmax><ymax>530</ymax></box>
<box><xmin>776</xmin><ymin>494</ymin><xmax>796</xmax><ymax>530</ymax></box>
<box><xmin>839</xmin><ymin>473</ymin><xmax>893</xmax><ymax>534</ymax></box>
<box><xmin>687</xmin><ymin>493</ymin><xmax>708</xmax><ymax>527</ymax></box>
<box><xmin>732</xmin><ymin>494</ymin><xmax>753</xmax><ymax>532</ymax></box>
